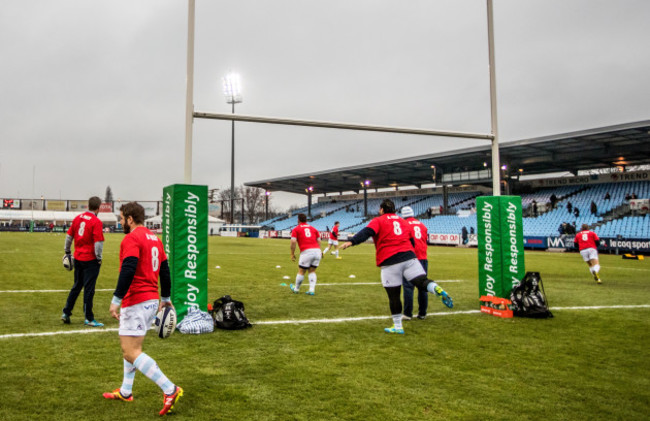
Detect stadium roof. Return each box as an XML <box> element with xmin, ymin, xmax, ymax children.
<box><xmin>245</xmin><ymin>120</ymin><xmax>650</xmax><ymax>195</ymax></box>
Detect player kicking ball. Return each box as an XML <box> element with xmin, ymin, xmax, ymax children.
<box><xmin>103</xmin><ymin>202</ymin><xmax>182</xmax><ymax>416</ymax></box>
<box><xmin>340</xmin><ymin>199</ymin><xmax>453</xmax><ymax>334</ymax></box>
<box><xmin>289</xmin><ymin>213</ymin><xmax>323</xmax><ymax>295</ymax></box>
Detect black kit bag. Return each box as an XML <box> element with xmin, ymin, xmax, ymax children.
<box><xmin>510</xmin><ymin>272</ymin><xmax>553</xmax><ymax>319</ymax></box>
<box><xmin>210</xmin><ymin>295</ymin><xmax>252</xmax><ymax>330</ymax></box>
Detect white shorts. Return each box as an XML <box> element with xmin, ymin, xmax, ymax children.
<box><xmin>328</xmin><ymin>239</ymin><xmax>339</xmax><ymax>246</ymax></box>
<box><xmin>119</xmin><ymin>299</ymin><xmax>159</xmax><ymax>336</ymax></box>
<box><xmin>299</xmin><ymin>248</ymin><xmax>322</xmax><ymax>269</ymax></box>
<box><xmin>380</xmin><ymin>258</ymin><xmax>426</xmax><ymax>288</ymax></box>
<box><xmin>580</xmin><ymin>248</ymin><xmax>598</xmax><ymax>262</ymax></box>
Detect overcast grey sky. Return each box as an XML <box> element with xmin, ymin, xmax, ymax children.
<box><xmin>1</xmin><ymin>0</ymin><xmax>649</xmax><ymax>210</ymax></box>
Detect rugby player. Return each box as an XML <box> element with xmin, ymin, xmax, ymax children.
<box><xmin>340</xmin><ymin>199</ymin><xmax>453</xmax><ymax>334</ymax></box>
<box><xmin>103</xmin><ymin>202</ymin><xmax>182</xmax><ymax>416</ymax></box>
<box><xmin>400</xmin><ymin>206</ymin><xmax>429</xmax><ymax>320</ymax></box>
<box><xmin>323</xmin><ymin>221</ymin><xmax>342</xmax><ymax>259</ymax></box>
<box><xmin>61</xmin><ymin>196</ymin><xmax>104</xmax><ymax>327</ymax></box>
<box><xmin>574</xmin><ymin>224</ymin><xmax>603</xmax><ymax>284</ymax></box>
<box><xmin>289</xmin><ymin>213</ymin><xmax>323</xmax><ymax>295</ymax></box>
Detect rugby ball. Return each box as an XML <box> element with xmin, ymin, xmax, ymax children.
<box><xmin>154</xmin><ymin>307</ymin><xmax>177</xmax><ymax>339</ymax></box>
<box><xmin>62</xmin><ymin>254</ymin><xmax>74</xmax><ymax>271</ymax></box>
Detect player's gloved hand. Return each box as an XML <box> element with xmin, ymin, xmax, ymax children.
<box><xmin>62</xmin><ymin>253</ymin><xmax>74</xmax><ymax>271</ymax></box>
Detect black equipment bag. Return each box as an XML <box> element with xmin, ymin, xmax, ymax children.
<box><xmin>210</xmin><ymin>295</ymin><xmax>252</xmax><ymax>330</ymax></box>
<box><xmin>510</xmin><ymin>272</ymin><xmax>553</xmax><ymax>319</ymax></box>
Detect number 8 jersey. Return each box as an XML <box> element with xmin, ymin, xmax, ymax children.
<box><xmin>404</xmin><ymin>217</ymin><xmax>428</xmax><ymax>260</ymax></box>
<box><xmin>291</xmin><ymin>223</ymin><xmax>321</xmax><ymax>252</ymax></box>
<box><xmin>574</xmin><ymin>229</ymin><xmax>599</xmax><ymax>251</ymax></box>
<box><xmin>119</xmin><ymin>226</ymin><xmax>168</xmax><ymax>307</ymax></box>
<box><xmin>366</xmin><ymin>214</ymin><xmax>415</xmax><ymax>266</ymax></box>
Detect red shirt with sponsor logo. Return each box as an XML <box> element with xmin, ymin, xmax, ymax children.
<box><xmin>575</xmin><ymin>229</ymin><xmax>600</xmax><ymax>251</ymax></box>
<box><xmin>367</xmin><ymin>213</ymin><xmax>415</xmax><ymax>266</ymax></box>
<box><xmin>67</xmin><ymin>211</ymin><xmax>104</xmax><ymax>261</ymax></box>
<box><xmin>120</xmin><ymin>226</ymin><xmax>167</xmax><ymax>307</ymax></box>
<box><xmin>291</xmin><ymin>223</ymin><xmax>321</xmax><ymax>252</ymax></box>
<box><xmin>405</xmin><ymin>217</ymin><xmax>428</xmax><ymax>260</ymax></box>
<box><xmin>330</xmin><ymin>225</ymin><xmax>339</xmax><ymax>240</ymax></box>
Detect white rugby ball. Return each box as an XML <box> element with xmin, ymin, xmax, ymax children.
<box><xmin>155</xmin><ymin>307</ymin><xmax>177</xmax><ymax>339</ymax></box>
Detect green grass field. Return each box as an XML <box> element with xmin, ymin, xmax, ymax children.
<box><xmin>1</xmin><ymin>232</ymin><xmax>649</xmax><ymax>420</ymax></box>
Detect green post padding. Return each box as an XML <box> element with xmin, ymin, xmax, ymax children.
<box><xmin>162</xmin><ymin>184</ymin><xmax>208</xmax><ymax>322</ymax></box>
<box><xmin>477</xmin><ymin>196</ymin><xmax>525</xmax><ymax>299</ymax></box>
<box><xmin>477</xmin><ymin>196</ymin><xmax>502</xmax><ymax>298</ymax></box>
<box><xmin>498</xmin><ymin>196</ymin><xmax>525</xmax><ymax>297</ymax></box>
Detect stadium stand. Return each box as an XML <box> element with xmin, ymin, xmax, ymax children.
<box><xmin>248</xmin><ymin>120</ymin><xmax>650</xmax><ymax>251</ymax></box>
<box><xmin>258</xmin><ymin>179</ymin><xmax>650</xmax><ymax>241</ymax></box>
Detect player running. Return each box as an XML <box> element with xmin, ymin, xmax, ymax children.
<box><xmin>61</xmin><ymin>196</ymin><xmax>105</xmax><ymax>327</ymax></box>
<box><xmin>289</xmin><ymin>213</ymin><xmax>323</xmax><ymax>295</ymax></box>
<box><xmin>574</xmin><ymin>224</ymin><xmax>603</xmax><ymax>284</ymax></box>
<box><xmin>104</xmin><ymin>202</ymin><xmax>183</xmax><ymax>416</ymax></box>
<box><xmin>340</xmin><ymin>199</ymin><xmax>453</xmax><ymax>334</ymax></box>
<box><xmin>323</xmin><ymin>221</ymin><xmax>342</xmax><ymax>259</ymax></box>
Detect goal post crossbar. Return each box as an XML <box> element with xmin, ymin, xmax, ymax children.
<box><xmin>193</xmin><ymin>111</ymin><xmax>494</xmax><ymax>141</ymax></box>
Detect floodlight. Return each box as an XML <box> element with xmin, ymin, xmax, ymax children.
<box><xmin>222</xmin><ymin>72</ymin><xmax>242</xmax><ymax>104</ymax></box>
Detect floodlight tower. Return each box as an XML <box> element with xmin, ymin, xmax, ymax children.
<box><xmin>306</xmin><ymin>186</ymin><xmax>314</xmax><ymax>218</ymax></box>
<box><xmin>265</xmin><ymin>191</ymin><xmax>271</xmax><ymax>221</ymax></box>
<box><xmin>362</xmin><ymin>180</ymin><xmax>370</xmax><ymax>217</ymax></box>
<box><xmin>223</xmin><ymin>72</ymin><xmax>242</xmax><ymax>224</ymax></box>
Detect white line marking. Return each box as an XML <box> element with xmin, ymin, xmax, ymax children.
<box><xmin>607</xmin><ymin>267</ymin><xmax>650</xmax><ymax>272</ymax></box>
<box><xmin>1</xmin><ymin>304</ymin><xmax>648</xmax><ymax>340</ymax></box>
<box><xmin>0</xmin><ymin>280</ymin><xmax>463</xmax><ymax>294</ymax></box>
<box><xmin>0</xmin><ymin>328</ymin><xmax>119</xmax><ymax>338</ymax></box>
<box><xmin>302</xmin><ymin>280</ymin><xmax>465</xmax><ymax>286</ymax></box>
<box><xmin>318</xmin><ymin>283</ymin><xmax>379</xmax><ymax>286</ymax></box>
<box><xmin>551</xmin><ymin>304</ymin><xmax>650</xmax><ymax>310</ymax></box>
<box><xmin>255</xmin><ymin>310</ymin><xmax>480</xmax><ymax>325</ymax></box>
<box><xmin>0</xmin><ymin>289</ymin><xmax>114</xmax><ymax>293</ymax></box>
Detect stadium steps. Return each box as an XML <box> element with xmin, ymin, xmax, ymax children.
<box><xmin>563</xmin><ymin>185</ymin><xmax>591</xmax><ymax>200</ymax></box>
<box><xmin>342</xmin><ymin>215</ymin><xmax>372</xmax><ymax>232</ymax></box>
<box><xmin>592</xmin><ymin>203</ymin><xmax>633</xmax><ymax>228</ymax></box>
<box><xmin>416</xmin><ymin>193</ymin><xmax>481</xmax><ymax>219</ymax></box>
<box><xmin>534</xmin><ymin>185</ymin><xmax>592</xmax><ymax>217</ymax></box>
<box><xmin>452</xmin><ymin>193</ymin><xmax>482</xmax><ymax>209</ymax></box>
<box><xmin>319</xmin><ymin>201</ymin><xmax>361</xmax><ymax>219</ymax></box>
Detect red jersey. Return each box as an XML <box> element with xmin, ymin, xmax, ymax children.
<box><xmin>291</xmin><ymin>223</ymin><xmax>320</xmax><ymax>252</ymax></box>
<box><xmin>575</xmin><ymin>230</ymin><xmax>600</xmax><ymax>251</ymax></box>
<box><xmin>67</xmin><ymin>211</ymin><xmax>104</xmax><ymax>261</ymax></box>
<box><xmin>330</xmin><ymin>225</ymin><xmax>339</xmax><ymax>240</ymax></box>
<box><xmin>119</xmin><ymin>226</ymin><xmax>167</xmax><ymax>308</ymax></box>
<box><xmin>366</xmin><ymin>213</ymin><xmax>415</xmax><ymax>266</ymax></box>
<box><xmin>405</xmin><ymin>217</ymin><xmax>428</xmax><ymax>260</ymax></box>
